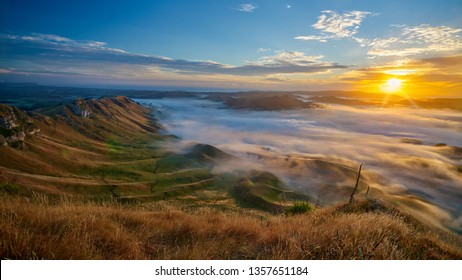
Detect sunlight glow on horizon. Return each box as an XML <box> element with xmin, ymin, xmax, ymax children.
<box><xmin>380</xmin><ymin>78</ymin><xmax>403</xmax><ymax>94</ymax></box>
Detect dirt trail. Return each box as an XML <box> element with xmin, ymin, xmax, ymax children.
<box><xmin>0</xmin><ymin>166</ymin><xmax>212</xmax><ymax>187</ymax></box>
<box><xmin>0</xmin><ymin>166</ymin><xmax>148</xmax><ymax>186</ymax></box>
<box><xmin>117</xmin><ymin>178</ymin><xmax>216</xmax><ymax>199</ymax></box>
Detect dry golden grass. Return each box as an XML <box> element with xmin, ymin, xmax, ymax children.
<box><xmin>1</xmin><ymin>195</ymin><xmax>461</xmax><ymax>260</ymax></box>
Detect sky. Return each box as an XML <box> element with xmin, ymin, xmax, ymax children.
<box><xmin>0</xmin><ymin>0</ymin><xmax>461</xmax><ymax>95</ymax></box>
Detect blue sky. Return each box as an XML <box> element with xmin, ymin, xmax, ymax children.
<box><xmin>1</xmin><ymin>0</ymin><xmax>461</xmax><ymax>94</ymax></box>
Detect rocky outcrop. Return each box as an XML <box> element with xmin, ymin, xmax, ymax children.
<box><xmin>0</xmin><ymin>104</ymin><xmax>40</xmax><ymax>148</ymax></box>
<box><xmin>5</xmin><ymin>131</ymin><xmax>26</xmax><ymax>143</ymax></box>
<box><xmin>26</xmin><ymin>126</ymin><xmax>41</xmax><ymax>135</ymax></box>
<box><xmin>0</xmin><ymin>107</ymin><xmax>19</xmax><ymax>129</ymax></box>
<box><xmin>0</xmin><ymin>135</ymin><xmax>6</xmax><ymax>146</ymax></box>
<box><xmin>67</xmin><ymin>99</ymin><xmax>92</xmax><ymax>118</ymax></box>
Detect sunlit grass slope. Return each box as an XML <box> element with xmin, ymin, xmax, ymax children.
<box><xmin>1</xmin><ymin>195</ymin><xmax>461</xmax><ymax>259</ymax></box>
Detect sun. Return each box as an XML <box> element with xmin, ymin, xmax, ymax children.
<box><xmin>380</xmin><ymin>78</ymin><xmax>403</xmax><ymax>94</ymax></box>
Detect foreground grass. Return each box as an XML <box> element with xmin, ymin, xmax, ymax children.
<box><xmin>1</xmin><ymin>195</ymin><xmax>461</xmax><ymax>260</ymax></box>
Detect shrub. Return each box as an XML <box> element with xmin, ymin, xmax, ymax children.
<box><xmin>285</xmin><ymin>202</ymin><xmax>314</xmax><ymax>215</ymax></box>
<box><xmin>0</xmin><ymin>183</ymin><xmax>20</xmax><ymax>194</ymax></box>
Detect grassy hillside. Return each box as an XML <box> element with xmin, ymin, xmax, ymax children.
<box><xmin>1</xmin><ymin>195</ymin><xmax>461</xmax><ymax>259</ymax></box>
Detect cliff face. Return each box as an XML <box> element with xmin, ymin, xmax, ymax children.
<box><xmin>0</xmin><ymin>104</ymin><xmax>40</xmax><ymax>148</ymax></box>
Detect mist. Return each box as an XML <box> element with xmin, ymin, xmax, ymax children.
<box><xmin>136</xmin><ymin>98</ymin><xmax>462</xmax><ymax>232</ymax></box>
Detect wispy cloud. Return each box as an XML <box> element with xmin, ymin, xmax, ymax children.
<box><xmin>257</xmin><ymin>47</ymin><xmax>271</xmax><ymax>52</ymax></box>
<box><xmin>297</xmin><ymin>11</ymin><xmax>462</xmax><ymax>59</ymax></box>
<box><xmin>249</xmin><ymin>51</ymin><xmax>324</xmax><ymax>67</ymax></box>
<box><xmin>313</xmin><ymin>10</ymin><xmax>373</xmax><ymax>38</ymax></box>
<box><xmin>294</xmin><ymin>35</ymin><xmax>328</xmax><ymax>43</ymax></box>
<box><xmin>236</xmin><ymin>3</ymin><xmax>256</xmax><ymax>13</ymax></box>
<box><xmin>0</xmin><ymin>33</ymin><xmax>346</xmax><ymax>78</ymax></box>
<box><xmin>296</xmin><ymin>10</ymin><xmax>375</xmax><ymax>42</ymax></box>
<box><xmin>365</xmin><ymin>24</ymin><xmax>462</xmax><ymax>58</ymax></box>
<box><xmin>224</xmin><ymin>51</ymin><xmax>346</xmax><ymax>75</ymax></box>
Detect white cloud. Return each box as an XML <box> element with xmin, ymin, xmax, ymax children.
<box><xmin>403</xmin><ymin>24</ymin><xmax>461</xmax><ymax>43</ymax></box>
<box><xmin>348</xmin><ymin>24</ymin><xmax>462</xmax><ymax>58</ymax></box>
<box><xmin>0</xmin><ymin>33</ymin><xmax>127</xmax><ymax>54</ymax></box>
<box><xmin>30</xmin><ymin>33</ymin><xmax>72</xmax><ymax>43</ymax></box>
<box><xmin>312</xmin><ymin>10</ymin><xmax>374</xmax><ymax>39</ymax></box>
<box><xmin>296</xmin><ymin>11</ymin><xmax>462</xmax><ymax>59</ymax></box>
<box><xmin>232</xmin><ymin>51</ymin><xmax>345</xmax><ymax>75</ymax></box>
<box><xmin>287</xmin><ymin>4</ymin><xmax>292</xmax><ymax>9</ymax></box>
<box><xmin>365</xmin><ymin>24</ymin><xmax>462</xmax><ymax>58</ymax></box>
<box><xmin>236</xmin><ymin>3</ymin><xmax>256</xmax><ymax>13</ymax></box>
<box><xmin>248</xmin><ymin>51</ymin><xmax>325</xmax><ymax>67</ymax></box>
<box><xmin>295</xmin><ymin>10</ymin><xmax>375</xmax><ymax>43</ymax></box>
<box><xmin>294</xmin><ymin>35</ymin><xmax>328</xmax><ymax>43</ymax></box>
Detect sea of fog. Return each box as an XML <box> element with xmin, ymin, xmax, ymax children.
<box><xmin>135</xmin><ymin>98</ymin><xmax>462</xmax><ymax>232</ymax></box>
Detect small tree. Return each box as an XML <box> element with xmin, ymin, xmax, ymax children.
<box><xmin>349</xmin><ymin>164</ymin><xmax>362</xmax><ymax>204</ymax></box>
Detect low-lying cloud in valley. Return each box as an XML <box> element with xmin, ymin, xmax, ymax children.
<box><xmin>137</xmin><ymin>98</ymin><xmax>462</xmax><ymax>232</ymax></box>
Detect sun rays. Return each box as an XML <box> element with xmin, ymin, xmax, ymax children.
<box><xmin>381</xmin><ymin>78</ymin><xmax>403</xmax><ymax>94</ymax></box>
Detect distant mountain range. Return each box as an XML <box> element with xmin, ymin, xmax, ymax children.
<box><xmin>2</xmin><ymin>82</ymin><xmax>461</xmax><ymax>111</ymax></box>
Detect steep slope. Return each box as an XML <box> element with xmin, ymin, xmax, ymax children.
<box><xmin>0</xmin><ymin>97</ymin><xmax>174</xmax><ymax>197</ymax></box>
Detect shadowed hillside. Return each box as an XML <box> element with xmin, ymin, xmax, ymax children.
<box><xmin>224</xmin><ymin>94</ymin><xmax>320</xmax><ymax>110</ymax></box>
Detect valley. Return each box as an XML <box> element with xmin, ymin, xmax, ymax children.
<box><xmin>1</xmin><ymin>85</ymin><xmax>462</xmax><ymax>259</ymax></box>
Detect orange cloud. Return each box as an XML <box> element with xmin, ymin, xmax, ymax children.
<box><xmin>339</xmin><ymin>54</ymin><xmax>462</xmax><ymax>97</ymax></box>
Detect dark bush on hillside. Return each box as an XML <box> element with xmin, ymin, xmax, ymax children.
<box><xmin>285</xmin><ymin>202</ymin><xmax>314</xmax><ymax>215</ymax></box>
